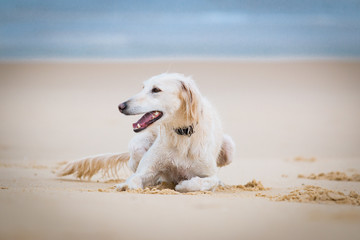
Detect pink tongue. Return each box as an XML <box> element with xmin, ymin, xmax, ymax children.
<box><xmin>132</xmin><ymin>112</ymin><xmax>153</xmax><ymax>129</ymax></box>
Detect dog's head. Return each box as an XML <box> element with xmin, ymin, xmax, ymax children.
<box><xmin>118</xmin><ymin>73</ymin><xmax>201</xmax><ymax>133</ymax></box>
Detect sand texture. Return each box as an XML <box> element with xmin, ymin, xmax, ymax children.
<box><xmin>298</xmin><ymin>171</ymin><xmax>360</xmax><ymax>182</ymax></box>
<box><xmin>116</xmin><ymin>180</ymin><xmax>268</xmax><ymax>195</ymax></box>
<box><xmin>294</xmin><ymin>156</ymin><xmax>317</xmax><ymax>162</ymax></box>
<box><xmin>257</xmin><ymin>185</ymin><xmax>360</xmax><ymax>206</ymax></box>
<box><xmin>1</xmin><ymin>60</ymin><xmax>360</xmax><ymax>240</ymax></box>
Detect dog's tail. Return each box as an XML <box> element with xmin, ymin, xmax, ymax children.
<box><xmin>57</xmin><ymin>153</ymin><xmax>131</xmax><ymax>180</ymax></box>
<box><xmin>216</xmin><ymin>134</ymin><xmax>235</xmax><ymax>167</ymax></box>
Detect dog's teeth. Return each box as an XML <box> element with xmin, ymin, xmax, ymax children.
<box><xmin>137</xmin><ymin>124</ymin><xmax>141</xmax><ymax>128</ymax></box>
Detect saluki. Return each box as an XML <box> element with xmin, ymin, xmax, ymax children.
<box><xmin>58</xmin><ymin>73</ymin><xmax>235</xmax><ymax>192</ymax></box>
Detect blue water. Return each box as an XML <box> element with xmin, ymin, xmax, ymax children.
<box><xmin>1</xmin><ymin>0</ymin><xmax>360</xmax><ymax>59</ymax></box>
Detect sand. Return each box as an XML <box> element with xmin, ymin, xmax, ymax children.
<box><xmin>115</xmin><ymin>180</ymin><xmax>267</xmax><ymax>195</ymax></box>
<box><xmin>298</xmin><ymin>171</ymin><xmax>360</xmax><ymax>182</ymax></box>
<box><xmin>294</xmin><ymin>156</ymin><xmax>317</xmax><ymax>162</ymax></box>
<box><xmin>1</xmin><ymin>60</ymin><xmax>360</xmax><ymax>240</ymax></box>
<box><xmin>257</xmin><ymin>185</ymin><xmax>360</xmax><ymax>206</ymax></box>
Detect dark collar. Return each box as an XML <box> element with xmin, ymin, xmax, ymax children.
<box><xmin>174</xmin><ymin>124</ymin><xmax>194</xmax><ymax>137</ymax></box>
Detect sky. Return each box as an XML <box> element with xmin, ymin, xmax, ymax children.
<box><xmin>0</xmin><ymin>0</ymin><xmax>360</xmax><ymax>59</ymax></box>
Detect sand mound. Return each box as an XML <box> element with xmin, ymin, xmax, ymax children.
<box><xmin>216</xmin><ymin>180</ymin><xmax>268</xmax><ymax>193</ymax></box>
<box><xmin>104</xmin><ymin>179</ymin><xmax>125</xmax><ymax>184</ymax></box>
<box><xmin>109</xmin><ymin>180</ymin><xmax>268</xmax><ymax>195</ymax></box>
<box><xmin>123</xmin><ymin>182</ymin><xmax>185</xmax><ymax>195</ymax></box>
<box><xmin>115</xmin><ymin>182</ymin><xmax>212</xmax><ymax>195</ymax></box>
<box><xmin>256</xmin><ymin>185</ymin><xmax>360</xmax><ymax>206</ymax></box>
<box><xmin>293</xmin><ymin>156</ymin><xmax>316</xmax><ymax>162</ymax></box>
<box><xmin>298</xmin><ymin>171</ymin><xmax>360</xmax><ymax>182</ymax></box>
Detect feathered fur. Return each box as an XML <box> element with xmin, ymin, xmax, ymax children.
<box><xmin>57</xmin><ymin>153</ymin><xmax>130</xmax><ymax>180</ymax></box>
<box><xmin>58</xmin><ymin>73</ymin><xmax>235</xmax><ymax>192</ymax></box>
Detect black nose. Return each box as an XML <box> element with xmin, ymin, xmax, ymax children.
<box><xmin>118</xmin><ymin>102</ymin><xmax>127</xmax><ymax>112</ymax></box>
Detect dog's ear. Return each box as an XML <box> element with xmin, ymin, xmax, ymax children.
<box><xmin>179</xmin><ymin>80</ymin><xmax>200</xmax><ymax>123</ymax></box>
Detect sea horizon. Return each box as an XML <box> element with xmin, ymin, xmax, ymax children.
<box><xmin>1</xmin><ymin>0</ymin><xmax>360</xmax><ymax>59</ymax></box>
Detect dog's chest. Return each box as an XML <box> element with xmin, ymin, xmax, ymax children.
<box><xmin>157</xmin><ymin>135</ymin><xmax>208</xmax><ymax>183</ymax></box>
<box><xmin>163</xmin><ymin>163</ymin><xmax>191</xmax><ymax>183</ymax></box>
<box><xmin>161</xmin><ymin>152</ymin><xmax>202</xmax><ymax>183</ymax></box>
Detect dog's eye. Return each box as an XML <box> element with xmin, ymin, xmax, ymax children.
<box><xmin>151</xmin><ymin>87</ymin><xmax>162</xmax><ymax>93</ymax></box>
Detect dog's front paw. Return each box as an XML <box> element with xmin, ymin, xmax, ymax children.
<box><xmin>115</xmin><ymin>182</ymin><xmax>129</xmax><ymax>191</ymax></box>
<box><xmin>175</xmin><ymin>181</ymin><xmax>191</xmax><ymax>193</ymax></box>
<box><xmin>175</xmin><ymin>176</ymin><xmax>219</xmax><ymax>192</ymax></box>
<box><xmin>116</xmin><ymin>176</ymin><xmax>143</xmax><ymax>191</ymax></box>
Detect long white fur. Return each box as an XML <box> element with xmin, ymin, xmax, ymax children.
<box><xmin>58</xmin><ymin>73</ymin><xmax>235</xmax><ymax>192</ymax></box>
<box><xmin>57</xmin><ymin>153</ymin><xmax>130</xmax><ymax>180</ymax></box>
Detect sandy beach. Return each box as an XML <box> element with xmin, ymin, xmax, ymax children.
<box><xmin>1</xmin><ymin>60</ymin><xmax>360</xmax><ymax>240</ymax></box>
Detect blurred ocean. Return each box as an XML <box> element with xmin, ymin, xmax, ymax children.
<box><xmin>0</xmin><ymin>0</ymin><xmax>360</xmax><ymax>59</ymax></box>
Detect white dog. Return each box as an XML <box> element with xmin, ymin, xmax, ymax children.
<box><xmin>58</xmin><ymin>73</ymin><xmax>235</xmax><ymax>192</ymax></box>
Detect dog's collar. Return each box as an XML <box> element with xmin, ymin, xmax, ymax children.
<box><xmin>174</xmin><ymin>124</ymin><xmax>194</xmax><ymax>137</ymax></box>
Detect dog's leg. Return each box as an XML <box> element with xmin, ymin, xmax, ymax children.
<box><xmin>115</xmin><ymin>169</ymin><xmax>158</xmax><ymax>191</ymax></box>
<box><xmin>175</xmin><ymin>175</ymin><xmax>219</xmax><ymax>192</ymax></box>
<box><xmin>58</xmin><ymin>130</ymin><xmax>156</xmax><ymax>180</ymax></box>
<box><xmin>216</xmin><ymin>134</ymin><xmax>235</xmax><ymax>167</ymax></box>
<box><xmin>115</xmin><ymin>158</ymin><xmax>159</xmax><ymax>191</ymax></box>
<box><xmin>115</xmin><ymin>173</ymin><xmax>148</xmax><ymax>190</ymax></box>
<box><xmin>116</xmin><ymin>143</ymin><xmax>161</xmax><ymax>191</ymax></box>
<box><xmin>127</xmin><ymin>130</ymin><xmax>157</xmax><ymax>172</ymax></box>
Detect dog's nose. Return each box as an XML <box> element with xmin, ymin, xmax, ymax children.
<box><xmin>118</xmin><ymin>102</ymin><xmax>127</xmax><ymax>112</ymax></box>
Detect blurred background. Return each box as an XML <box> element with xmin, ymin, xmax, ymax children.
<box><xmin>1</xmin><ymin>0</ymin><xmax>360</xmax><ymax>59</ymax></box>
<box><xmin>1</xmin><ymin>2</ymin><xmax>360</xmax><ymax>240</ymax></box>
<box><xmin>0</xmin><ymin>1</ymin><xmax>359</xmax><ymax>162</ymax></box>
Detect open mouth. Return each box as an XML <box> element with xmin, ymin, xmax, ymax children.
<box><xmin>132</xmin><ymin>111</ymin><xmax>163</xmax><ymax>132</ymax></box>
